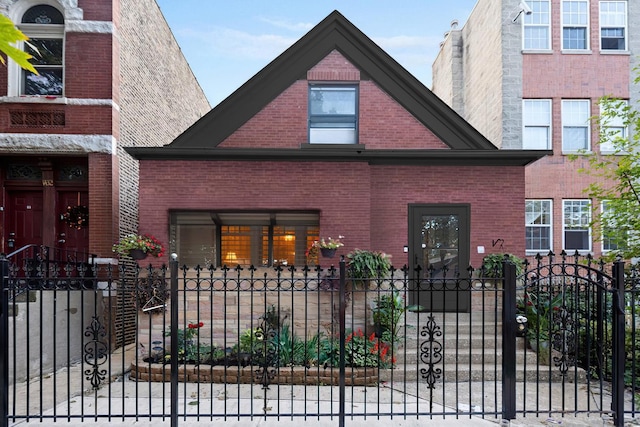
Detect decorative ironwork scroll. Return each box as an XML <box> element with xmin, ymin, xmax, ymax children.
<box><xmin>84</xmin><ymin>316</ymin><xmax>108</xmax><ymax>389</ymax></box>
<box><xmin>419</xmin><ymin>314</ymin><xmax>443</xmax><ymax>389</ymax></box>
<box><xmin>551</xmin><ymin>304</ymin><xmax>575</xmax><ymax>375</ymax></box>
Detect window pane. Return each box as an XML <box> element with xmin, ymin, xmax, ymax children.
<box><xmin>310</xmin><ymin>87</ymin><xmax>356</xmax><ymax>115</ymax></box>
<box><xmin>524</xmin><ymin>1</ymin><xmax>550</xmax><ymax>49</ymax></box>
<box><xmin>524</xmin><ymin>27</ymin><xmax>550</xmax><ymax>49</ymax></box>
<box><xmin>601</xmin><ymin>28</ymin><xmax>625</xmax><ymax>50</ymax></box>
<box><xmin>563</xmin><ymin>200</ymin><xmax>590</xmax><ymax>251</ymax></box>
<box><xmin>221</xmin><ymin>225</ymin><xmax>254</xmax><ymax>266</ymax></box>
<box><xmin>524</xmin><ymin>127</ymin><xmax>550</xmax><ymax>149</ymax></box>
<box><xmin>526</xmin><ymin>226</ymin><xmax>551</xmax><ymax>251</ymax></box>
<box><xmin>565</xmin><ymin>230</ymin><xmax>589</xmax><ymax>250</ymax></box>
<box><xmin>23</xmin><ymin>69</ymin><xmax>63</xmax><ymax>95</ymax></box>
<box><xmin>525</xmin><ymin>200</ymin><xmax>551</xmax><ymax>251</ymax></box>
<box><xmin>563</xmin><ymin>28</ymin><xmax>587</xmax><ymax>49</ymax></box>
<box><xmin>563</xmin><ymin>127</ymin><xmax>588</xmax><ymax>151</ymax></box>
<box><xmin>27</xmin><ymin>39</ymin><xmax>63</xmax><ymax>66</ymax></box>
<box><xmin>22</xmin><ymin>5</ymin><xmax>64</xmax><ymax>24</ymax></box>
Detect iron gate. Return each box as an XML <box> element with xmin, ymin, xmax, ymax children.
<box><xmin>0</xmin><ymin>249</ymin><xmax>635</xmax><ymax>426</ymax></box>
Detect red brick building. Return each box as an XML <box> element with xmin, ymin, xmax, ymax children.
<box><xmin>0</xmin><ymin>0</ymin><xmax>210</xmax><ymax>258</ymax></box>
<box><xmin>129</xmin><ymin>11</ymin><xmax>546</xmax><ymax>311</ymax></box>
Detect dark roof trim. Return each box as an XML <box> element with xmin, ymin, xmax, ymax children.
<box><xmin>126</xmin><ymin>147</ymin><xmax>550</xmax><ymax>167</ymax></box>
<box><xmin>167</xmin><ymin>11</ymin><xmax>498</xmax><ymax>151</ymax></box>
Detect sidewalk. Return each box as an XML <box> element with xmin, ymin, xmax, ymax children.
<box><xmin>6</xmin><ymin>344</ymin><xmax>624</xmax><ymax>426</ymax></box>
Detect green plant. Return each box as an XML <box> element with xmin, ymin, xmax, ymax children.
<box><xmin>481</xmin><ymin>253</ymin><xmax>524</xmax><ymax>278</ymax></box>
<box><xmin>372</xmin><ymin>291</ymin><xmax>405</xmax><ymax>345</ymax></box>
<box><xmin>517</xmin><ymin>288</ymin><xmax>562</xmax><ymax>343</ymax></box>
<box><xmin>113</xmin><ymin>233</ymin><xmax>165</xmax><ymax>257</ymax></box>
<box><xmin>163</xmin><ymin>321</ymin><xmax>212</xmax><ymax>363</ymax></box>
<box><xmin>347</xmin><ymin>249</ymin><xmax>392</xmax><ymax>284</ymax></box>
<box><xmin>343</xmin><ymin>329</ymin><xmax>395</xmax><ymax>368</ymax></box>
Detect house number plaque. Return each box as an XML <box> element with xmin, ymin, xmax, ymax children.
<box><xmin>42</xmin><ymin>179</ymin><xmax>54</xmax><ymax>186</ymax></box>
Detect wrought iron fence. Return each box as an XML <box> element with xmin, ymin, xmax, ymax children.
<box><xmin>0</xmin><ymin>251</ymin><xmax>636</xmax><ymax>426</ymax></box>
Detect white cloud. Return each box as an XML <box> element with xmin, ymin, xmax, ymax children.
<box><xmin>176</xmin><ymin>27</ymin><xmax>298</xmax><ymax>61</ymax></box>
<box><xmin>258</xmin><ymin>17</ymin><xmax>314</xmax><ymax>32</ymax></box>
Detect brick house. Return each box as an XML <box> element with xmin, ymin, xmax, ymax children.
<box><xmin>0</xmin><ymin>0</ymin><xmax>210</xmax><ymax>258</ymax></box>
<box><xmin>128</xmin><ymin>11</ymin><xmax>547</xmax><ymax>312</ymax></box>
<box><xmin>432</xmin><ymin>0</ymin><xmax>638</xmax><ymax>259</ymax></box>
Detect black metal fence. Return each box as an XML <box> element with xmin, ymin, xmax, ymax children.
<box><xmin>0</xmin><ymin>249</ymin><xmax>637</xmax><ymax>426</ymax></box>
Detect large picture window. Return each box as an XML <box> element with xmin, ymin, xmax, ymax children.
<box><xmin>170</xmin><ymin>211</ymin><xmax>319</xmax><ymax>267</ymax></box>
<box><xmin>523</xmin><ymin>1</ymin><xmax>551</xmax><ymax>50</ymax></box>
<box><xmin>309</xmin><ymin>85</ymin><xmax>358</xmax><ymax>144</ymax></box>
<box><xmin>18</xmin><ymin>5</ymin><xmax>64</xmax><ymax>96</ymax></box>
<box><xmin>563</xmin><ymin>200</ymin><xmax>591</xmax><ymax>252</ymax></box>
<box><xmin>526</xmin><ymin>200</ymin><xmax>552</xmax><ymax>252</ymax></box>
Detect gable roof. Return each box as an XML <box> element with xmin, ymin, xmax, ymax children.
<box><xmin>127</xmin><ymin>11</ymin><xmax>548</xmax><ymax>165</ymax></box>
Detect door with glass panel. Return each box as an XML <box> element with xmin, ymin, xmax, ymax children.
<box><xmin>409</xmin><ymin>204</ymin><xmax>470</xmax><ymax>312</ymax></box>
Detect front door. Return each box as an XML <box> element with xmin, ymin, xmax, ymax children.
<box><xmin>409</xmin><ymin>204</ymin><xmax>470</xmax><ymax>312</ymax></box>
<box><xmin>57</xmin><ymin>191</ymin><xmax>89</xmax><ymax>254</ymax></box>
<box><xmin>5</xmin><ymin>190</ymin><xmax>43</xmax><ymax>252</ymax></box>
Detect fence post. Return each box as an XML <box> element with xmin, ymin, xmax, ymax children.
<box><xmin>0</xmin><ymin>255</ymin><xmax>8</xmax><ymax>427</ymax></box>
<box><xmin>338</xmin><ymin>257</ymin><xmax>346</xmax><ymax>427</ymax></box>
<box><xmin>170</xmin><ymin>255</ymin><xmax>179</xmax><ymax>427</ymax></box>
<box><xmin>501</xmin><ymin>260</ymin><xmax>517</xmax><ymax>420</ymax></box>
<box><xmin>611</xmin><ymin>260</ymin><xmax>625</xmax><ymax>427</ymax></box>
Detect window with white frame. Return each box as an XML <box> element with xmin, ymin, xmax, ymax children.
<box><xmin>563</xmin><ymin>200</ymin><xmax>591</xmax><ymax>251</ymax></box>
<box><xmin>523</xmin><ymin>100</ymin><xmax>551</xmax><ymax>149</ymax></box>
<box><xmin>562</xmin><ymin>0</ymin><xmax>589</xmax><ymax>50</ymax></box>
<box><xmin>562</xmin><ymin>100</ymin><xmax>590</xmax><ymax>152</ymax></box>
<box><xmin>600</xmin><ymin>1</ymin><xmax>627</xmax><ymax>50</ymax></box>
<box><xmin>526</xmin><ymin>200</ymin><xmax>552</xmax><ymax>252</ymax></box>
<box><xmin>16</xmin><ymin>5</ymin><xmax>64</xmax><ymax>96</ymax></box>
<box><xmin>308</xmin><ymin>85</ymin><xmax>358</xmax><ymax>144</ymax></box>
<box><xmin>601</xmin><ymin>201</ymin><xmax>626</xmax><ymax>252</ymax></box>
<box><xmin>524</xmin><ymin>1</ymin><xmax>551</xmax><ymax>50</ymax></box>
<box><xmin>599</xmin><ymin>100</ymin><xmax>627</xmax><ymax>153</ymax></box>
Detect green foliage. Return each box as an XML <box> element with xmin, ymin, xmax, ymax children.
<box><xmin>0</xmin><ymin>14</ymin><xmax>37</xmax><ymax>74</ymax></box>
<box><xmin>481</xmin><ymin>253</ymin><xmax>525</xmax><ymax>278</ymax></box>
<box><xmin>517</xmin><ymin>288</ymin><xmax>562</xmax><ymax>343</ymax></box>
<box><xmin>571</xmin><ymin>94</ymin><xmax>640</xmax><ymax>260</ymax></box>
<box><xmin>372</xmin><ymin>291</ymin><xmax>405</xmax><ymax>345</ymax></box>
<box><xmin>163</xmin><ymin>321</ymin><xmax>215</xmax><ymax>364</ymax></box>
<box><xmin>342</xmin><ymin>329</ymin><xmax>395</xmax><ymax>368</ymax></box>
<box><xmin>347</xmin><ymin>249</ymin><xmax>392</xmax><ymax>285</ymax></box>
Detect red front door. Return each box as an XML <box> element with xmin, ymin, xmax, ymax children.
<box><xmin>6</xmin><ymin>190</ymin><xmax>43</xmax><ymax>252</ymax></box>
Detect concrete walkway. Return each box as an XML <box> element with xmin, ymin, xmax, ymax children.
<box><xmin>6</xmin><ymin>344</ymin><xmax>632</xmax><ymax>426</ymax></box>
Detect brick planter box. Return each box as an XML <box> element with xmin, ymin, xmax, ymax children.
<box><xmin>130</xmin><ymin>361</ymin><xmax>379</xmax><ymax>386</ymax></box>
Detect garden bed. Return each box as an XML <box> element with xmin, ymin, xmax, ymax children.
<box><xmin>130</xmin><ymin>360</ymin><xmax>380</xmax><ymax>386</ymax></box>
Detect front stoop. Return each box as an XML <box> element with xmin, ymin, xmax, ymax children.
<box><xmin>130</xmin><ymin>361</ymin><xmax>379</xmax><ymax>386</ymax></box>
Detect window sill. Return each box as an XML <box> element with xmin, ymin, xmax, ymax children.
<box><xmin>561</xmin><ymin>49</ymin><xmax>592</xmax><ymax>55</ymax></box>
<box><xmin>522</xmin><ymin>49</ymin><xmax>553</xmax><ymax>55</ymax></box>
<box><xmin>301</xmin><ymin>143</ymin><xmax>365</xmax><ymax>150</ymax></box>
<box><xmin>562</xmin><ymin>150</ymin><xmax>591</xmax><ymax>155</ymax></box>
<box><xmin>0</xmin><ymin>95</ymin><xmax>67</xmax><ymax>104</ymax></box>
<box><xmin>599</xmin><ymin>50</ymin><xmax>630</xmax><ymax>55</ymax></box>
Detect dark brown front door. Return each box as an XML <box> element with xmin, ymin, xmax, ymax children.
<box><xmin>409</xmin><ymin>204</ymin><xmax>471</xmax><ymax>312</ymax></box>
<box><xmin>6</xmin><ymin>190</ymin><xmax>43</xmax><ymax>252</ymax></box>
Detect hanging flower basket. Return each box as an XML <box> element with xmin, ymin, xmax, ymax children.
<box><xmin>113</xmin><ymin>234</ymin><xmax>165</xmax><ymax>259</ymax></box>
<box><xmin>320</xmin><ymin>247</ymin><xmax>337</xmax><ymax>258</ymax></box>
<box><xmin>128</xmin><ymin>249</ymin><xmax>147</xmax><ymax>260</ymax></box>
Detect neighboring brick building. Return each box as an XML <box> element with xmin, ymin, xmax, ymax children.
<box><xmin>432</xmin><ymin>0</ymin><xmax>638</xmax><ymax>259</ymax></box>
<box><xmin>128</xmin><ymin>11</ymin><xmax>546</xmax><ymax>312</ymax></box>
<box><xmin>0</xmin><ymin>0</ymin><xmax>210</xmax><ymax>258</ymax></box>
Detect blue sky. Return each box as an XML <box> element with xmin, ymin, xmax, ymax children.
<box><xmin>155</xmin><ymin>1</ymin><xmax>478</xmax><ymax>106</ymax></box>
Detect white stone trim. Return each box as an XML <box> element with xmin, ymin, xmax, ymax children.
<box><xmin>66</xmin><ymin>20</ymin><xmax>113</xmax><ymax>34</ymax></box>
<box><xmin>0</xmin><ymin>134</ymin><xmax>116</xmax><ymax>154</ymax></box>
<box><xmin>0</xmin><ymin>0</ymin><xmax>83</xmax><ymax>21</ymax></box>
<box><xmin>0</xmin><ymin>96</ymin><xmax>120</xmax><ymax>110</ymax></box>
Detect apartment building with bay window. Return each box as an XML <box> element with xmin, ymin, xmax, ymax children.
<box><xmin>432</xmin><ymin>0</ymin><xmax>638</xmax><ymax>259</ymax></box>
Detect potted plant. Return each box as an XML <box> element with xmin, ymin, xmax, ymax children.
<box><xmin>113</xmin><ymin>233</ymin><xmax>165</xmax><ymax>260</ymax></box>
<box><xmin>372</xmin><ymin>291</ymin><xmax>405</xmax><ymax>345</ymax></box>
<box><xmin>308</xmin><ymin>235</ymin><xmax>344</xmax><ymax>259</ymax></box>
<box><xmin>347</xmin><ymin>249</ymin><xmax>391</xmax><ymax>288</ymax></box>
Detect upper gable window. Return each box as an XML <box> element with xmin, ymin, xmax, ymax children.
<box><xmin>308</xmin><ymin>85</ymin><xmax>358</xmax><ymax>144</ymax></box>
<box><xmin>17</xmin><ymin>5</ymin><xmax>64</xmax><ymax>96</ymax></box>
